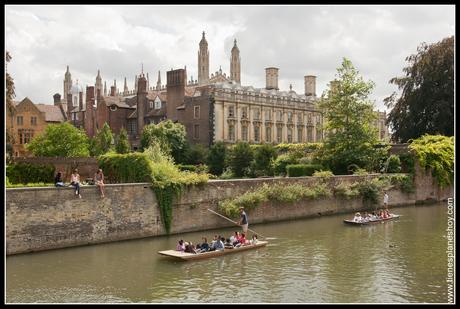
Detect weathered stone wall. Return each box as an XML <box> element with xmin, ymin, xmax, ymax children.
<box><xmin>7</xmin><ymin>170</ymin><xmax>451</xmax><ymax>256</ymax></box>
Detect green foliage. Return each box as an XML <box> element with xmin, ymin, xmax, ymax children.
<box><xmin>272</xmin><ymin>152</ymin><xmax>303</xmax><ymax>176</ymax></box>
<box><xmin>334</xmin><ymin>182</ymin><xmax>360</xmax><ymax>199</ymax></box>
<box><xmin>252</xmin><ymin>143</ymin><xmax>277</xmax><ymax>177</ymax></box>
<box><xmin>27</xmin><ymin>122</ymin><xmax>90</xmax><ymax>157</ymax></box>
<box><xmin>354</xmin><ymin>178</ymin><xmax>381</xmax><ymax>204</ymax></box>
<box><xmin>218</xmin><ymin>182</ymin><xmax>332</xmax><ymax>218</ymax></box>
<box><xmin>312</xmin><ymin>170</ymin><xmax>334</xmax><ymax>178</ymax></box>
<box><xmin>287</xmin><ymin>164</ymin><xmax>324</xmax><ymax>177</ymax></box>
<box><xmin>275</xmin><ymin>143</ymin><xmax>323</xmax><ymax>154</ymax></box>
<box><xmin>353</xmin><ymin>168</ymin><xmax>369</xmax><ymax>176</ymax></box>
<box><xmin>385</xmin><ymin>36</ymin><xmax>454</xmax><ymax>142</ymax></box>
<box><xmin>183</xmin><ymin>143</ymin><xmax>209</xmax><ymax>165</ymax></box>
<box><xmin>378</xmin><ymin>174</ymin><xmax>415</xmax><ymax>193</ymax></box>
<box><xmin>228</xmin><ymin>141</ymin><xmax>253</xmax><ymax>177</ymax></box>
<box><xmin>207</xmin><ymin>141</ymin><xmax>227</xmax><ymax>176</ymax></box>
<box><xmin>115</xmin><ymin>127</ymin><xmax>131</xmax><ymax>154</ymax></box>
<box><xmin>92</xmin><ymin>122</ymin><xmax>114</xmax><ymax>156</ymax></box>
<box><xmin>399</xmin><ymin>153</ymin><xmax>415</xmax><ymax>175</ymax></box>
<box><xmin>6</xmin><ymin>163</ymin><xmax>55</xmax><ymax>184</ymax></box>
<box><xmin>386</xmin><ymin>155</ymin><xmax>402</xmax><ymax>173</ymax></box>
<box><xmin>317</xmin><ymin>58</ymin><xmax>381</xmax><ymax>175</ymax></box>
<box><xmin>218</xmin><ymin>168</ymin><xmax>235</xmax><ymax>179</ymax></box>
<box><xmin>409</xmin><ymin>134</ymin><xmax>454</xmax><ymax>187</ymax></box>
<box><xmin>97</xmin><ymin>152</ymin><xmax>153</xmax><ymax>183</ymax></box>
<box><xmin>140</xmin><ymin>120</ymin><xmax>187</xmax><ymax>163</ymax></box>
<box><xmin>177</xmin><ymin>164</ymin><xmax>209</xmax><ymax>174</ymax></box>
<box><xmin>6</xmin><ymin>182</ymin><xmax>55</xmax><ymax>188</ymax></box>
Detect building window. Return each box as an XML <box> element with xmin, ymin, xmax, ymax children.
<box><xmin>266</xmin><ymin>127</ymin><xmax>271</xmax><ymax>142</ymax></box>
<box><xmin>128</xmin><ymin>120</ymin><xmax>137</xmax><ymax>135</ymax></box>
<box><xmin>150</xmin><ymin>101</ymin><xmax>154</xmax><ymax>109</ymax></box>
<box><xmin>297</xmin><ymin>113</ymin><xmax>303</xmax><ymax>124</ymax></box>
<box><xmin>72</xmin><ymin>113</ymin><xmax>77</xmax><ymax>121</ymax></box>
<box><xmin>287</xmin><ymin>112</ymin><xmax>293</xmax><ymax>123</ymax></box>
<box><xmin>276</xmin><ymin>111</ymin><xmax>282</xmax><ymax>121</ymax></box>
<box><xmin>265</xmin><ymin>110</ymin><xmax>271</xmax><ymax>121</ymax></box>
<box><xmin>155</xmin><ymin>98</ymin><xmax>161</xmax><ymax>109</ymax></box>
<box><xmin>287</xmin><ymin>127</ymin><xmax>292</xmax><ymax>143</ymax></box>
<box><xmin>17</xmin><ymin>116</ymin><xmax>23</xmax><ymax>126</ymax></box>
<box><xmin>31</xmin><ymin>116</ymin><xmax>37</xmax><ymax>126</ymax></box>
<box><xmin>18</xmin><ymin>129</ymin><xmax>34</xmax><ymax>144</ymax></box>
<box><xmin>307</xmin><ymin>126</ymin><xmax>313</xmax><ymax>142</ymax></box>
<box><xmin>228</xmin><ymin>124</ymin><xmax>235</xmax><ymax>141</ymax></box>
<box><xmin>194</xmin><ymin>124</ymin><xmax>199</xmax><ymax>139</ymax></box>
<box><xmin>316</xmin><ymin>128</ymin><xmax>322</xmax><ymax>142</ymax></box>
<box><xmin>194</xmin><ymin>106</ymin><xmax>200</xmax><ymax>119</ymax></box>
<box><xmin>241</xmin><ymin>107</ymin><xmax>248</xmax><ymax>119</ymax></box>
<box><xmin>254</xmin><ymin>126</ymin><xmax>260</xmax><ymax>142</ymax></box>
<box><xmin>73</xmin><ymin>96</ymin><xmax>78</xmax><ymax>107</ymax></box>
<box><xmin>277</xmin><ymin>127</ymin><xmax>282</xmax><ymax>143</ymax></box>
<box><xmin>242</xmin><ymin>126</ymin><xmax>248</xmax><ymax>141</ymax></box>
<box><xmin>254</xmin><ymin>109</ymin><xmax>260</xmax><ymax>120</ymax></box>
<box><xmin>228</xmin><ymin>106</ymin><xmax>235</xmax><ymax>118</ymax></box>
<box><xmin>297</xmin><ymin>128</ymin><xmax>303</xmax><ymax>143</ymax></box>
<box><xmin>307</xmin><ymin>113</ymin><xmax>312</xmax><ymax>124</ymax></box>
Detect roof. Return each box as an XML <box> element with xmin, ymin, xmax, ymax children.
<box><xmin>102</xmin><ymin>96</ymin><xmax>135</xmax><ymax>109</ymax></box>
<box><xmin>35</xmin><ymin>104</ymin><xmax>66</xmax><ymax>122</ymax></box>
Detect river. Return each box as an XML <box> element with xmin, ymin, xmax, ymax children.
<box><xmin>6</xmin><ymin>202</ymin><xmax>451</xmax><ymax>303</ymax></box>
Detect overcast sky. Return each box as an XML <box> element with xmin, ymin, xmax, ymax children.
<box><xmin>5</xmin><ymin>5</ymin><xmax>455</xmax><ymax>112</ymax></box>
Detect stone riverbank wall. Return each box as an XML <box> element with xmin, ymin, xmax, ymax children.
<box><xmin>6</xmin><ymin>171</ymin><xmax>453</xmax><ymax>255</ymax></box>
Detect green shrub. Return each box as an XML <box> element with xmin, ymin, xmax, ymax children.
<box><xmin>184</xmin><ymin>143</ymin><xmax>209</xmax><ymax>165</ymax></box>
<box><xmin>286</xmin><ymin>164</ymin><xmax>324</xmax><ymax>177</ymax></box>
<box><xmin>334</xmin><ymin>182</ymin><xmax>360</xmax><ymax>199</ymax></box>
<box><xmin>355</xmin><ymin>178</ymin><xmax>381</xmax><ymax>204</ymax></box>
<box><xmin>409</xmin><ymin>134</ymin><xmax>454</xmax><ymax>187</ymax></box>
<box><xmin>379</xmin><ymin>174</ymin><xmax>415</xmax><ymax>193</ymax></box>
<box><xmin>312</xmin><ymin>170</ymin><xmax>334</xmax><ymax>178</ymax></box>
<box><xmin>386</xmin><ymin>155</ymin><xmax>402</xmax><ymax>173</ymax></box>
<box><xmin>177</xmin><ymin>164</ymin><xmax>197</xmax><ymax>172</ymax></box>
<box><xmin>97</xmin><ymin>152</ymin><xmax>153</xmax><ymax>183</ymax></box>
<box><xmin>353</xmin><ymin>168</ymin><xmax>369</xmax><ymax>176</ymax></box>
<box><xmin>228</xmin><ymin>142</ymin><xmax>253</xmax><ymax>178</ymax></box>
<box><xmin>207</xmin><ymin>141</ymin><xmax>227</xmax><ymax>176</ymax></box>
<box><xmin>252</xmin><ymin>143</ymin><xmax>277</xmax><ymax>177</ymax></box>
<box><xmin>273</xmin><ymin>153</ymin><xmax>302</xmax><ymax>176</ymax></box>
<box><xmin>6</xmin><ymin>163</ymin><xmax>55</xmax><ymax>184</ymax></box>
<box><xmin>399</xmin><ymin>153</ymin><xmax>415</xmax><ymax>175</ymax></box>
<box><xmin>6</xmin><ymin>182</ymin><xmax>55</xmax><ymax>188</ymax></box>
<box><xmin>218</xmin><ymin>168</ymin><xmax>235</xmax><ymax>179</ymax></box>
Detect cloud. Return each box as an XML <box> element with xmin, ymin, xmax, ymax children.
<box><xmin>5</xmin><ymin>5</ymin><xmax>455</xmax><ymax>112</ymax></box>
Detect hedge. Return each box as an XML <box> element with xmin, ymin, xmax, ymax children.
<box><xmin>6</xmin><ymin>163</ymin><xmax>55</xmax><ymax>184</ymax></box>
<box><xmin>97</xmin><ymin>152</ymin><xmax>153</xmax><ymax>183</ymax></box>
<box><xmin>286</xmin><ymin>164</ymin><xmax>324</xmax><ymax>177</ymax></box>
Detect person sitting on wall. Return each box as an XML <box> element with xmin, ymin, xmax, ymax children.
<box><xmin>54</xmin><ymin>171</ymin><xmax>65</xmax><ymax>187</ymax></box>
<box><xmin>70</xmin><ymin>169</ymin><xmax>82</xmax><ymax>199</ymax></box>
<box><xmin>94</xmin><ymin>169</ymin><xmax>105</xmax><ymax>198</ymax></box>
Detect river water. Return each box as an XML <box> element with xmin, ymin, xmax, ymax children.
<box><xmin>6</xmin><ymin>202</ymin><xmax>452</xmax><ymax>303</ymax></box>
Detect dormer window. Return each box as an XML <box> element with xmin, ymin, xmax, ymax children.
<box><xmin>110</xmin><ymin>105</ymin><xmax>117</xmax><ymax>111</ymax></box>
<box><xmin>154</xmin><ymin>97</ymin><xmax>161</xmax><ymax>109</ymax></box>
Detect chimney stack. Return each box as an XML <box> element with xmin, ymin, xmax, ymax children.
<box><xmin>166</xmin><ymin>68</ymin><xmax>186</xmax><ymax>122</ymax></box>
<box><xmin>265</xmin><ymin>67</ymin><xmax>279</xmax><ymax>90</ymax></box>
<box><xmin>304</xmin><ymin>75</ymin><xmax>316</xmax><ymax>96</ymax></box>
<box><xmin>53</xmin><ymin>93</ymin><xmax>61</xmax><ymax>106</ymax></box>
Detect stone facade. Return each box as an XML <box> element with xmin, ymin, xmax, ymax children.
<box><xmin>6</xmin><ymin>169</ymin><xmax>453</xmax><ymax>255</ymax></box>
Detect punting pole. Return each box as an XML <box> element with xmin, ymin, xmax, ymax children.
<box><xmin>207</xmin><ymin>208</ymin><xmax>265</xmax><ymax>239</ymax></box>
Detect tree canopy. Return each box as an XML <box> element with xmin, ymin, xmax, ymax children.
<box><xmin>317</xmin><ymin>58</ymin><xmax>383</xmax><ymax>174</ymax></box>
<box><xmin>384</xmin><ymin>36</ymin><xmax>454</xmax><ymax>142</ymax></box>
<box><xmin>140</xmin><ymin>120</ymin><xmax>187</xmax><ymax>163</ymax></box>
<box><xmin>27</xmin><ymin>122</ymin><xmax>90</xmax><ymax>157</ymax></box>
<box><xmin>91</xmin><ymin>122</ymin><xmax>114</xmax><ymax>156</ymax></box>
<box><xmin>115</xmin><ymin>127</ymin><xmax>131</xmax><ymax>154</ymax></box>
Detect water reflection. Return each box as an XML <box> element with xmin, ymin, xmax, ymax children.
<box><xmin>6</xmin><ymin>203</ymin><xmax>449</xmax><ymax>303</ymax></box>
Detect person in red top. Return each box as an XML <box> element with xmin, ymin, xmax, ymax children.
<box><xmin>239</xmin><ymin>233</ymin><xmax>249</xmax><ymax>246</ymax></box>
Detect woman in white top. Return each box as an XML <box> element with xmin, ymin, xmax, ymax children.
<box><xmin>70</xmin><ymin>169</ymin><xmax>82</xmax><ymax>198</ymax></box>
<box><xmin>353</xmin><ymin>212</ymin><xmax>362</xmax><ymax>223</ymax></box>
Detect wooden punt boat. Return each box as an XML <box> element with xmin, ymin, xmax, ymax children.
<box><xmin>158</xmin><ymin>241</ymin><xmax>268</xmax><ymax>261</ymax></box>
<box><xmin>343</xmin><ymin>215</ymin><xmax>400</xmax><ymax>226</ymax></box>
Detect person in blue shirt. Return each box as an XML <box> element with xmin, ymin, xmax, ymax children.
<box><xmin>238</xmin><ymin>207</ymin><xmax>248</xmax><ymax>234</ymax></box>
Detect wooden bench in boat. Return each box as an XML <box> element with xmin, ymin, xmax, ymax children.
<box><xmin>343</xmin><ymin>215</ymin><xmax>400</xmax><ymax>226</ymax></box>
<box><xmin>158</xmin><ymin>241</ymin><xmax>268</xmax><ymax>261</ymax></box>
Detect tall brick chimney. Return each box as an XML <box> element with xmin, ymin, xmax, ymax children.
<box><xmin>79</xmin><ymin>91</ymin><xmax>83</xmax><ymax>111</ymax></box>
<box><xmin>265</xmin><ymin>67</ymin><xmax>279</xmax><ymax>90</ymax></box>
<box><xmin>304</xmin><ymin>75</ymin><xmax>316</xmax><ymax>97</ymax></box>
<box><xmin>53</xmin><ymin>93</ymin><xmax>61</xmax><ymax>106</ymax></box>
<box><xmin>137</xmin><ymin>74</ymin><xmax>148</xmax><ymax>136</ymax></box>
<box><xmin>85</xmin><ymin>86</ymin><xmax>95</xmax><ymax>137</ymax></box>
<box><xmin>166</xmin><ymin>68</ymin><xmax>186</xmax><ymax>122</ymax></box>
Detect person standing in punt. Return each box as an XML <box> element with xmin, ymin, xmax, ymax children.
<box><xmin>238</xmin><ymin>207</ymin><xmax>249</xmax><ymax>234</ymax></box>
<box><xmin>383</xmin><ymin>191</ymin><xmax>389</xmax><ymax>209</ymax></box>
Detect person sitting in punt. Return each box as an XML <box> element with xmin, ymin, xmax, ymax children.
<box><xmin>176</xmin><ymin>240</ymin><xmax>185</xmax><ymax>252</ymax></box>
<box><xmin>197</xmin><ymin>237</ymin><xmax>209</xmax><ymax>252</ymax></box>
<box><xmin>378</xmin><ymin>210</ymin><xmax>384</xmax><ymax>219</ymax></box>
<box><xmin>184</xmin><ymin>241</ymin><xmax>197</xmax><ymax>254</ymax></box>
<box><xmin>362</xmin><ymin>212</ymin><xmax>370</xmax><ymax>222</ymax></box>
<box><xmin>224</xmin><ymin>238</ymin><xmax>234</xmax><ymax>249</ymax></box>
<box><xmin>209</xmin><ymin>235</ymin><xmax>219</xmax><ymax>250</ymax></box>
<box><xmin>214</xmin><ymin>237</ymin><xmax>225</xmax><ymax>251</ymax></box>
<box><xmin>353</xmin><ymin>212</ymin><xmax>362</xmax><ymax>222</ymax></box>
<box><xmin>230</xmin><ymin>231</ymin><xmax>240</xmax><ymax>246</ymax></box>
<box><xmin>370</xmin><ymin>212</ymin><xmax>378</xmax><ymax>220</ymax></box>
<box><xmin>251</xmin><ymin>234</ymin><xmax>258</xmax><ymax>245</ymax></box>
<box><xmin>384</xmin><ymin>209</ymin><xmax>391</xmax><ymax>218</ymax></box>
<box><xmin>381</xmin><ymin>210</ymin><xmax>389</xmax><ymax>219</ymax></box>
<box><xmin>239</xmin><ymin>233</ymin><xmax>249</xmax><ymax>246</ymax></box>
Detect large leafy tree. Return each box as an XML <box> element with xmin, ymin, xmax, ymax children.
<box><xmin>92</xmin><ymin>122</ymin><xmax>114</xmax><ymax>156</ymax></box>
<box><xmin>27</xmin><ymin>122</ymin><xmax>90</xmax><ymax>157</ymax></box>
<box><xmin>384</xmin><ymin>36</ymin><xmax>454</xmax><ymax>142</ymax></box>
<box><xmin>317</xmin><ymin>58</ymin><xmax>382</xmax><ymax>175</ymax></box>
<box><xmin>228</xmin><ymin>141</ymin><xmax>253</xmax><ymax>177</ymax></box>
<box><xmin>115</xmin><ymin>127</ymin><xmax>131</xmax><ymax>154</ymax></box>
<box><xmin>207</xmin><ymin>141</ymin><xmax>227</xmax><ymax>175</ymax></box>
<box><xmin>6</xmin><ymin>51</ymin><xmax>16</xmax><ymax>161</ymax></box>
<box><xmin>140</xmin><ymin>120</ymin><xmax>187</xmax><ymax>163</ymax></box>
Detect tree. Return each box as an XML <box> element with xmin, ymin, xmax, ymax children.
<box><xmin>384</xmin><ymin>36</ymin><xmax>454</xmax><ymax>142</ymax></box>
<box><xmin>92</xmin><ymin>122</ymin><xmax>114</xmax><ymax>156</ymax></box>
<box><xmin>140</xmin><ymin>120</ymin><xmax>187</xmax><ymax>163</ymax></box>
<box><xmin>27</xmin><ymin>122</ymin><xmax>90</xmax><ymax>157</ymax></box>
<box><xmin>252</xmin><ymin>143</ymin><xmax>277</xmax><ymax>176</ymax></box>
<box><xmin>115</xmin><ymin>127</ymin><xmax>131</xmax><ymax>154</ymax></box>
<box><xmin>6</xmin><ymin>51</ymin><xmax>16</xmax><ymax>161</ymax></box>
<box><xmin>184</xmin><ymin>143</ymin><xmax>209</xmax><ymax>165</ymax></box>
<box><xmin>228</xmin><ymin>141</ymin><xmax>253</xmax><ymax>177</ymax></box>
<box><xmin>317</xmin><ymin>58</ymin><xmax>382</xmax><ymax>175</ymax></box>
<box><xmin>207</xmin><ymin>141</ymin><xmax>227</xmax><ymax>175</ymax></box>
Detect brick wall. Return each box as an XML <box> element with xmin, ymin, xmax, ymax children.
<box><xmin>7</xmin><ymin>168</ymin><xmax>452</xmax><ymax>255</ymax></box>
